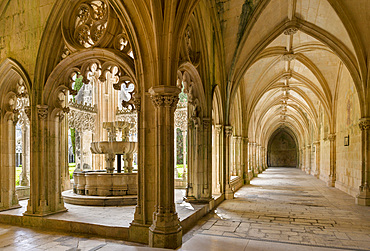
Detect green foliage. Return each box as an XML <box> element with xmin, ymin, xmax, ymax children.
<box><xmin>70</xmin><ymin>128</ymin><xmax>76</xmax><ymax>158</ymax></box>
<box><xmin>72</xmin><ymin>75</ymin><xmax>84</xmax><ymax>102</ymax></box>
<box><xmin>69</xmin><ymin>163</ymin><xmax>76</xmax><ymax>180</ymax></box>
<box><xmin>179</xmin><ymin>91</ymin><xmax>188</xmax><ymax>103</ymax></box>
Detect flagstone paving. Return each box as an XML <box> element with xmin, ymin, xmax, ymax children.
<box><xmin>184</xmin><ymin>167</ymin><xmax>370</xmax><ymax>251</ymax></box>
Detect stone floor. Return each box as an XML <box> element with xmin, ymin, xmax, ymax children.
<box><xmin>0</xmin><ymin>189</ymin><xmax>201</xmax><ymax>227</ymax></box>
<box><xmin>0</xmin><ymin>167</ymin><xmax>369</xmax><ymax>250</ymax></box>
<box><xmin>183</xmin><ymin>167</ymin><xmax>370</xmax><ymax>251</ymax></box>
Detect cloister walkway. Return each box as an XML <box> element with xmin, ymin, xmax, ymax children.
<box><xmin>182</xmin><ymin>167</ymin><xmax>370</xmax><ymax>250</ymax></box>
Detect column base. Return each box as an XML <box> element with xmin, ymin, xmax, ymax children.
<box><xmin>24</xmin><ymin>200</ymin><xmax>67</xmax><ymax>217</ymax></box>
<box><xmin>356</xmin><ymin>186</ymin><xmax>370</xmax><ymax>206</ymax></box>
<box><xmin>224</xmin><ymin>188</ymin><xmax>234</xmax><ymax>200</ymax></box>
<box><xmin>0</xmin><ymin>204</ymin><xmax>21</xmax><ymax>212</ymax></box>
<box><xmin>326</xmin><ymin>176</ymin><xmax>335</xmax><ymax>187</ymax></box>
<box><xmin>149</xmin><ymin>227</ymin><xmax>182</xmax><ymax>249</ymax></box>
<box><xmin>184</xmin><ymin>196</ymin><xmax>213</xmax><ymax>204</ymax></box>
<box><xmin>23</xmin><ymin>207</ymin><xmax>67</xmax><ymax>217</ymax></box>
<box><xmin>149</xmin><ymin>212</ymin><xmax>182</xmax><ymax>249</ymax></box>
<box><xmin>129</xmin><ymin>222</ymin><xmax>151</xmax><ymax>244</ymax></box>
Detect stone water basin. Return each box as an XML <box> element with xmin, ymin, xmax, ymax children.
<box><xmin>90</xmin><ymin>141</ymin><xmax>138</xmax><ymax>155</ymax></box>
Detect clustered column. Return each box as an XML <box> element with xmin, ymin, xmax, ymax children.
<box><xmin>148</xmin><ymin>86</ymin><xmax>182</xmax><ymax>248</ymax></box>
<box><xmin>313</xmin><ymin>141</ymin><xmax>320</xmax><ymax>178</ymax></box>
<box><xmin>327</xmin><ymin>134</ymin><xmax>336</xmax><ymax>187</ymax></box>
<box><xmin>356</xmin><ymin>118</ymin><xmax>370</xmax><ymax>205</ymax></box>
<box><xmin>224</xmin><ymin>126</ymin><xmax>234</xmax><ymax>199</ymax></box>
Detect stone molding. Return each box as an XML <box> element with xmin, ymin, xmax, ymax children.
<box><xmin>283</xmin><ymin>27</ymin><xmax>299</xmax><ymax>35</ymax></box>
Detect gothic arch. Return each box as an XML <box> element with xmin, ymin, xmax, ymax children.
<box><xmin>0</xmin><ymin>58</ymin><xmax>31</xmax><ymax>212</ymax></box>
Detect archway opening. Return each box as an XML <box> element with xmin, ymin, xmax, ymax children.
<box><xmin>267</xmin><ymin>129</ymin><xmax>297</xmax><ymax>167</ymax></box>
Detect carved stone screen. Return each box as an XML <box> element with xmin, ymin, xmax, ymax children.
<box><xmin>268</xmin><ymin>130</ymin><xmax>297</xmax><ymax>167</ymax></box>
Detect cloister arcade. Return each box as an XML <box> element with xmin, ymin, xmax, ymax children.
<box><xmin>0</xmin><ymin>0</ymin><xmax>369</xmax><ymax>249</ymax></box>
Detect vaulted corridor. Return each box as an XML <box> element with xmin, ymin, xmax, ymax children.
<box><xmin>182</xmin><ymin>167</ymin><xmax>370</xmax><ymax>250</ymax></box>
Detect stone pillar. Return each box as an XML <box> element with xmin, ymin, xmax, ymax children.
<box><xmin>313</xmin><ymin>141</ymin><xmax>320</xmax><ymax>178</ymax></box>
<box><xmin>130</xmin><ymin>96</ymin><xmax>149</xmax><ymax>243</ymax></box>
<box><xmin>174</xmin><ymin>128</ymin><xmax>178</xmax><ymax>178</ymax></box>
<box><xmin>243</xmin><ymin>137</ymin><xmax>249</xmax><ymax>184</ymax></box>
<box><xmin>231</xmin><ymin>136</ymin><xmax>236</xmax><ymax>176</ymax></box>
<box><xmin>19</xmin><ymin>123</ymin><xmax>30</xmax><ymax>186</ymax></box>
<box><xmin>182</xmin><ymin>130</ymin><xmax>187</xmax><ymax>182</ymax></box>
<box><xmin>302</xmin><ymin>148</ymin><xmax>305</xmax><ymax>170</ymax></box>
<box><xmin>212</xmin><ymin>125</ymin><xmax>222</xmax><ymax>194</ymax></box>
<box><xmin>0</xmin><ymin>110</ymin><xmax>21</xmax><ymax>211</ymax></box>
<box><xmin>248</xmin><ymin>142</ymin><xmax>252</xmax><ymax>171</ymax></box>
<box><xmin>147</xmin><ymin>86</ymin><xmax>182</xmax><ymax>248</ymax></box>
<box><xmin>306</xmin><ymin>145</ymin><xmax>311</xmax><ymax>174</ymax></box>
<box><xmin>327</xmin><ymin>134</ymin><xmax>336</xmax><ymax>187</ymax></box>
<box><xmin>224</xmin><ymin>126</ymin><xmax>234</xmax><ymax>199</ymax></box>
<box><xmin>257</xmin><ymin>145</ymin><xmax>261</xmax><ymax>173</ymax></box>
<box><xmin>356</xmin><ymin>118</ymin><xmax>370</xmax><ymax>205</ymax></box>
<box><xmin>25</xmin><ymin>105</ymin><xmax>67</xmax><ymax>216</ymax></box>
<box><xmin>252</xmin><ymin>143</ymin><xmax>257</xmax><ymax>176</ymax></box>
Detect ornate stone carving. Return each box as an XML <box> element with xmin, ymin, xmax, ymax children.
<box><xmin>328</xmin><ymin>134</ymin><xmax>336</xmax><ymax>141</ymax></box>
<box><xmin>214</xmin><ymin>124</ymin><xmax>222</xmax><ymax>134</ymax></box>
<box><xmin>37</xmin><ymin>105</ymin><xmax>49</xmax><ymax>120</ymax></box>
<box><xmin>282</xmin><ymin>52</ymin><xmax>296</xmax><ymax>62</ymax></box>
<box><xmin>175</xmin><ymin>106</ymin><xmax>188</xmax><ymax>131</ymax></box>
<box><xmin>284</xmin><ymin>27</ymin><xmax>298</xmax><ymax>35</ymax></box>
<box><xmin>225</xmin><ymin>126</ymin><xmax>233</xmax><ymax>137</ymax></box>
<box><xmin>151</xmin><ymin>94</ymin><xmax>179</xmax><ymax>108</ymax></box>
<box><xmin>24</xmin><ymin>106</ymin><xmax>31</xmax><ymax>120</ymax></box>
<box><xmin>359</xmin><ymin>118</ymin><xmax>370</xmax><ymax>131</ymax></box>
<box><xmin>133</xmin><ymin>97</ymin><xmax>141</xmax><ymax>112</ymax></box>
<box><xmin>203</xmin><ymin>118</ymin><xmax>211</xmax><ymax>130</ymax></box>
<box><xmin>68</xmin><ymin>109</ymin><xmax>96</xmax><ymax>132</ymax></box>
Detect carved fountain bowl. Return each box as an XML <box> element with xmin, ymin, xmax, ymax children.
<box><xmin>90</xmin><ymin>141</ymin><xmax>138</xmax><ymax>155</ymax></box>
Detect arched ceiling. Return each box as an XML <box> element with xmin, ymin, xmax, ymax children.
<box><xmin>217</xmin><ymin>0</ymin><xmax>363</xmax><ymax>146</ymax></box>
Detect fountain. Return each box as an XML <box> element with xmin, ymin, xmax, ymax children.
<box><xmin>63</xmin><ymin>121</ymin><xmax>138</xmax><ymax>206</ymax></box>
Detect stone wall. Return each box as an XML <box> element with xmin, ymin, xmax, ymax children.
<box><xmin>335</xmin><ymin>67</ymin><xmax>361</xmax><ymax>197</ymax></box>
<box><xmin>268</xmin><ymin>130</ymin><xmax>297</xmax><ymax>167</ymax></box>
<box><xmin>0</xmin><ymin>0</ymin><xmax>56</xmax><ymax>79</ymax></box>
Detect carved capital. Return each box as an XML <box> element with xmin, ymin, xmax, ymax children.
<box><xmin>313</xmin><ymin>141</ymin><xmax>320</xmax><ymax>146</ymax></box>
<box><xmin>37</xmin><ymin>105</ymin><xmax>49</xmax><ymax>120</ymax></box>
<box><xmin>359</xmin><ymin>118</ymin><xmax>370</xmax><ymax>131</ymax></box>
<box><xmin>224</xmin><ymin>126</ymin><xmax>233</xmax><ymax>137</ymax></box>
<box><xmin>214</xmin><ymin>124</ymin><xmax>222</xmax><ymax>134</ymax></box>
<box><xmin>203</xmin><ymin>118</ymin><xmax>210</xmax><ymax>130</ymax></box>
<box><xmin>133</xmin><ymin>97</ymin><xmax>141</xmax><ymax>112</ymax></box>
<box><xmin>243</xmin><ymin>137</ymin><xmax>249</xmax><ymax>144</ymax></box>
<box><xmin>328</xmin><ymin>134</ymin><xmax>336</xmax><ymax>141</ymax></box>
<box><xmin>149</xmin><ymin>86</ymin><xmax>181</xmax><ymax>109</ymax></box>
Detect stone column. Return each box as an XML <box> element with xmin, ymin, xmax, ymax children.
<box><xmin>313</xmin><ymin>141</ymin><xmax>320</xmax><ymax>178</ymax></box>
<box><xmin>212</xmin><ymin>125</ymin><xmax>222</xmax><ymax>194</ymax></box>
<box><xmin>182</xmin><ymin>130</ymin><xmax>187</xmax><ymax>182</ymax></box>
<box><xmin>25</xmin><ymin>105</ymin><xmax>67</xmax><ymax>216</ymax></box>
<box><xmin>248</xmin><ymin>142</ymin><xmax>252</xmax><ymax>171</ymax></box>
<box><xmin>231</xmin><ymin>136</ymin><xmax>237</xmax><ymax>176</ymax></box>
<box><xmin>302</xmin><ymin>148</ymin><xmax>305</xmax><ymax>170</ymax></box>
<box><xmin>0</xmin><ymin>110</ymin><xmax>21</xmax><ymax>211</ymax></box>
<box><xmin>356</xmin><ymin>118</ymin><xmax>370</xmax><ymax>205</ymax></box>
<box><xmin>243</xmin><ymin>137</ymin><xmax>249</xmax><ymax>184</ymax></box>
<box><xmin>19</xmin><ymin>123</ymin><xmax>30</xmax><ymax>186</ymax></box>
<box><xmin>148</xmin><ymin>86</ymin><xmax>182</xmax><ymax>248</ymax></box>
<box><xmin>174</xmin><ymin>127</ymin><xmax>178</xmax><ymax>178</ymax></box>
<box><xmin>327</xmin><ymin>134</ymin><xmax>336</xmax><ymax>187</ymax></box>
<box><xmin>253</xmin><ymin>143</ymin><xmax>258</xmax><ymax>176</ymax></box>
<box><xmin>306</xmin><ymin>145</ymin><xmax>311</xmax><ymax>174</ymax></box>
<box><xmin>224</xmin><ymin>126</ymin><xmax>234</xmax><ymax>199</ymax></box>
<box><xmin>257</xmin><ymin>145</ymin><xmax>261</xmax><ymax>173</ymax></box>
